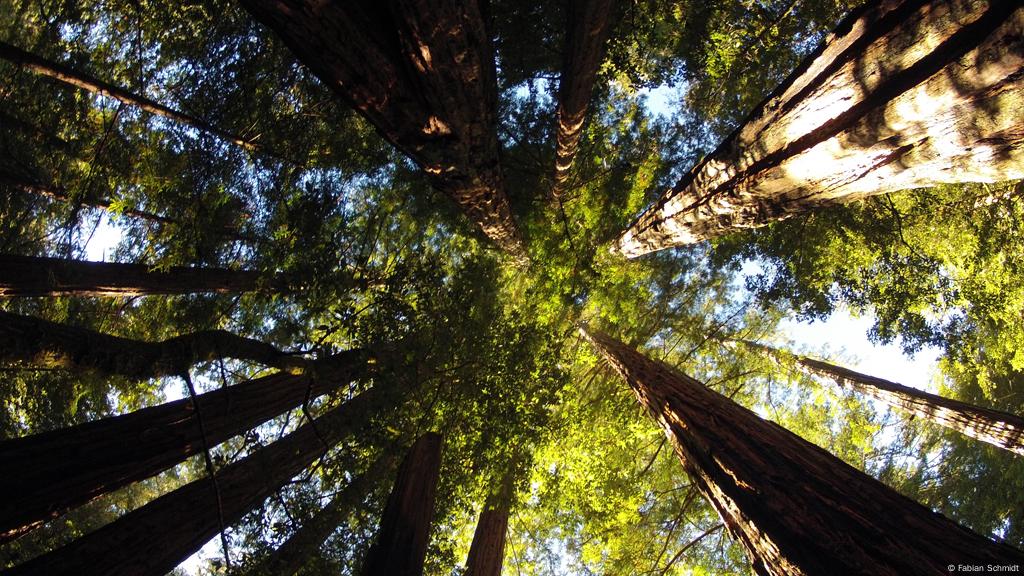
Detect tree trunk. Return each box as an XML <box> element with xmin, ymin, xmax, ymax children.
<box><xmin>0</xmin><ymin>348</ymin><xmax>370</xmax><ymax>544</ymax></box>
<box><xmin>0</xmin><ymin>41</ymin><xmax>283</xmax><ymax>159</ymax></box>
<box><xmin>739</xmin><ymin>339</ymin><xmax>1024</xmax><ymax>456</ymax></box>
<box><xmin>248</xmin><ymin>452</ymin><xmax>398</xmax><ymax>576</ymax></box>
<box><xmin>0</xmin><ymin>168</ymin><xmax>253</xmax><ymax>241</ymax></box>
<box><xmin>0</xmin><ymin>254</ymin><xmax>283</xmax><ymax>297</ymax></box>
<box><xmin>581</xmin><ymin>327</ymin><xmax>1024</xmax><ymax>575</ymax></box>
<box><xmin>2</xmin><ymin>382</ymin><xmax>389</xmax><ymax>576</ymax></box>
<box><xmin>616</xmin><ymin>0</ymin><xmax>1024</xmax><ymax>258</ymax></box>
<box><xmin>241</xmin><ymin>0</ymin><xmax>526</xmax><ymax>258</ymax></box>
<box><xmin>360</xmin><ymin>432</ymin><xmax>443</xmax><ymax>576</ymax></box>
<box><xmin>0</xmin><ymin>310</ymin><xmax>308</xmax><ymax>378</ymax></box>
<box><xmin>464</xmin><ymin>470</ymin><xmax>513</xmax><ymax>576</ymax></box>
<box><xmin>551</xmin><ymin>0</ymin><xmax>617</xmax><ymax>197</ymax></box>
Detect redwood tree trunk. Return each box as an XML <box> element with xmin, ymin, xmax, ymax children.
<box><xmin>0</xmin><ymin>255</ymin><xmax>281</xmax><ymax>297</ymax></box>
<box><xmin>740</xmin><ymin>339</ymin><xmax>1024</xmax><ymax>456</ymax></box>
<box><xmin>0</xmin><ymin>310</ymin><xmax>308</xmax><ymax>378</ymax></box>
<box><xmin>0</xmin><ymin>349</ymin><xmax>370</xmax><ymax>544</ymax></box>
<box><xmin>582</xmin><ymin>327</ymin><xmax>1024</xmax><ymax>575</ymax></box>
<box><xmin>241</xmin><ymin>0</ymin><xmax>526</xmax><ymax>257</ymax></box>
<box><xmin>616</xmin><ymin>0</ymin><xmax>1024</xmax><ymax>257</ymax></box>
<box><xmin>464</xmin><ymin>471</ymin><xmax>513</xmax><ymax>576</ymax></box>
<box><xmin>249</xmin><ymin>452</ymin><xmax>398</xmax><ymax>576</ymax></box>
<box><xmin>0</xmin><ymin>40</ymin><xmax>266</xmax><ymax>156</ymax></box>
<box><xmin>551</xmin><ymin>0</ymin><xmax>617</xmax><ymax>197</ymax></box>
<box><xmin>2</xmin><ymin>383</ymin><xmax>388</xmax><ymax>576</ymax></box>
<box><xmin>360</xmin><ymin>432</ymin><xmax>443</xmax><ymax>576</ymax></box>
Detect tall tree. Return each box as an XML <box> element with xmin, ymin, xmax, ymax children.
<box><xmin>1</xmin><ymin>381</ymin><xmax>393</xmax><ymax>576</ymax></box>
<box><xmin>737</xmin><ymin>338</ymin><xmax>1024</xmax><ymax>456</ymax></box>
<box><xmin>616</xmin><ymin>0</ymin><xmax>1024</xmax><ymax>257</ymax></box>
<box><xmin>247</xmin><ymin>452</ymin><xmax>398</xmax><ymax>576</ymax></box>
<box><xmin>464</xmin><ymin>470</ymin><xmax>514</xmax><ymax>576</ymax></box>
<box><xmin>0</xmin><ymin>348</ymin><xmax>371</xmax><ymax>544</ymax></box>
<box><xmin>551</xmin><ymin>0</ymin><xmax>617</xmax><ymax>198</ymax></box>
<box><xmin>0</xmin><ymin>255</ymin><xmax>286</xmax><ymax>297</ymax></box>
<box><xmin>360</xmin><ymin>432</ymin><xmax>443</xmax><ymax>576</ymax></box>
<box><xmin>240</xmin><ymin>0</ymin><xmax>526</xmax><ymax>257</ymax></box>
<box><xmin>0</xmin><ymin>40</ymin><xmax>271</xmax><ymax>157</ymax></box>
<box><xmin>581</xmin><ymin>327</ymin><xmax>1024</xmax><ymax>575</ymax></box>
<box><xmin>0</xmin><ymin>310</ymin><xmax>308</xmax><ymax>378</ymax></box>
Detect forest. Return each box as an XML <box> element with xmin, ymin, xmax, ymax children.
<box><xmin>0</xmin><ymin>0</ymin><xmax>1023</xmax><ymax>574</ymax></box>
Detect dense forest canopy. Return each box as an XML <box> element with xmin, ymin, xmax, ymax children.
<box><xmin>0</xmin><ymin>0</ymin><xmax>1022</xmax><ymax>574</ymax></box>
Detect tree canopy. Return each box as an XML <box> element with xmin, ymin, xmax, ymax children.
<box><xmin>1</xmin><ymin>0</ymin><xmax>1022</xmax><ymax>574</ymax></box>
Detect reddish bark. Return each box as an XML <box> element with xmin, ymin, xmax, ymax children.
<box><xmin>582</xmin><ymin>327</ymin><xmax>1024</xmax><ymax>575</ymax></box>
<box><xmin>360</xmin><ymin>432</ymin><xmax>443</xmax><ymax>576</ymax></box>
<box><xmin>241</xmin><ymin>0</ymin><xmax>526</xmax><ymax>257</ymax></box>
<box><xmin>617</xmin><ymin>0</ymin><xmax>1024</xmax><ymax>257</ymax></box>
<box><xmin>464</xmin><ymin>471</ymin><xmax>513</xmax><ymax>576</ymax></box>
<box><xmin>552</xmin><ymin>0</ymin><xmax>617</xmax><ymax>197</ymax></box>
<box><xmin>0</xmin><ymin>349</ymin><xmax>369</xmax><ymax>544</ymax></box>
<box><xmin>740</xmin><ymin>339</ymin><xmax>1024</xmax><ymax>456</ymax></box>
<box><xmin>2</xmin><ymin>383</ymin><xmax>387</xmax><ymax>576</ymax></box>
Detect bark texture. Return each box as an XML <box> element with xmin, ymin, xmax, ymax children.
<box><xmin>0</xmin><ymin>41</ymin><xmax>268</xmax><ymax>156</ymax></box>
<box><xmin>0</xmin><ymin>254</ymin><xmax>281</xmax><ymax>297</ymax></box>
<box><xmin>0</xmin><ymin>349</ymin><xmax>369</xmax><ymax>544</ymax></box>
<box><xmin>248</xmin><ymin>452</ymin><xmax>398</xmax><ymax>576</ymax></box>
<box><xmin>0</xmin><ymin>310</ymin><xmax>308</xmax><ymax>378</ymax></box>
<box><xmin>241</xmin><ymin>0</ymin><xmax>526</xmax><ymax>257</ymax></box>
<box><xmin>360</xmin><ymin>432</ymin><xmax>443</xmax><ymax>576</ymax></box>
<box><xmin>551</xmin><ymin>0</ymin><xmax>617</xmax><ymax>197</ymax></box>
<box><xmin>582</xmin><ymin>327</ymin><xmax>1024</xmax><ymax>576</ymax></box>
<box><xmin>741</xmin><ymin>339</ymin><xmax>1024</xmax><ymax>456</ymax></box>
<box><xmin>617</xmin><ymin>0</ymin><xmax>1024</xmax><ymax>257</ymax></box>
<box><xmin>464</xmin><ymin>471</ymin><xmax>513</xmax><ymax>576</ymax></box>
<box><xmin>2</xmin><ymin>383</ymin><xmax>387</xmax><ymax>576</ymax></box>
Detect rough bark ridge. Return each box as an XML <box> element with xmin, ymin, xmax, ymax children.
<box><xmin>0</xmin><ymin>349</ymin><xmax>369</xmax><ymax>545</ymax></box>
<box><xmin>0</xmin><ymin>41</ymin><xmax>268</xmax><ymax>156</ymax></box>
<box><xmin>241</xmin><ymin>0</ymin><xmax>525</xmax><ymax>257</ymax></box>
<box><xmin>3</xmin><ymin>383</ymin><xmax>388</xmax><ymax>576</ymax></box>
<box><xmin>0</xmin><ymin>310</ymin><xmax>308</xmax><ymax>378</ymax></box>
<box><xmin>581</xmin><ymin>327</ymin><xmax>1024</xmax><ymax>576</ymax></box>
<box><xmin>360</xmin><ymin>432</ymin><xmax>443</xmax><ymax>576</ymax></box>
<box><xmin>740</xmin><ymin>339</ymin><xmax>1024</xmax><ymax>456</ymax></box>
<box><xmin>551</xmin><ymin>0</ymin><xmax>617</xmax><ymax>197</ymax></box>
<box><xmin>0</xmin><ymin>254</ymin><xmax>281</xmax><ymax>297</ymax></box>
<box><xmin>464</xmin><ymin>470</ymin><xmax>513</xmax><ymax>576</ymax></box>
<box><xmin>617</xmin><ymin>0</ymin><xmax>1024</xmax><ymax>257</ymax></box>
<box><xmin>248</xmin><ymin>452</ymin><xmax>398</xmax><ymax>576</ymax></box>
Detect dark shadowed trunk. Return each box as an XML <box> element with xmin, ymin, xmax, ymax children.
<box><xmin>581</xmin><ymin>327</ymin><xmax>1024</xmax><ymax>575</ymax></box>
<box><xmin>464</xmin><ymin>470</ymin><xmax>513</xmax><ymax>576</ymax></box>
<box><xmin>248</xmin><ymin>452</ymin><xmax>398</xmax><ymax>576</ymax></box>
<box><xmin>360</xmin><ymin>432</ymin><xmax>443</xmax><ymax>576</ymax></box>
<box><xmin>551</xmin><ymin>0</ymin><xmax>617</xmax><ymax>197</ymax></box>
<box><xmin>2</xmin><ymin>382</ymin><xmax>391</xmax><ymax>576</ymax></box>
<box><xmin>0</xmin><ymin>40</ymin><xmax>271</xmax><ymax>157</ymax></box>
<box><xmin>0</xmin><ymin>168</ymin><xmax>253</xmax><ymax>241</ymax></box>
<box><xmin>0</xmin><ymin>310</ymin><xmax>308</xmax><ymax>378</ymax></box>
<box><xmin>0</xmin><ymin>349</ymin><xmax>370</xmax><ymax>544</ymax></box>
<box><xmin>616</xmin><ymin>0</ymin><xmax>1024</xmax><ymax>257</ymax></box>
<box><xmin>739</xmin><ymin>339</ymin><xmax>1024</xmax><ymax>456</ymax></box>
<box><xmin>240</xmin><ymin>0</ymin><xmax>526</xmax><ymax>257</ymax></box>
<box><xmin>0</xmin><ymin>254</ymin><xmax>284</xmax><ymax>297</ymax></box>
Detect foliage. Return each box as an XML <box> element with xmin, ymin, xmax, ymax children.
<box><xmin>1</xmin><ymin>0</ymin><xmax>1022</xmax><ymax>574</ymax></box>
